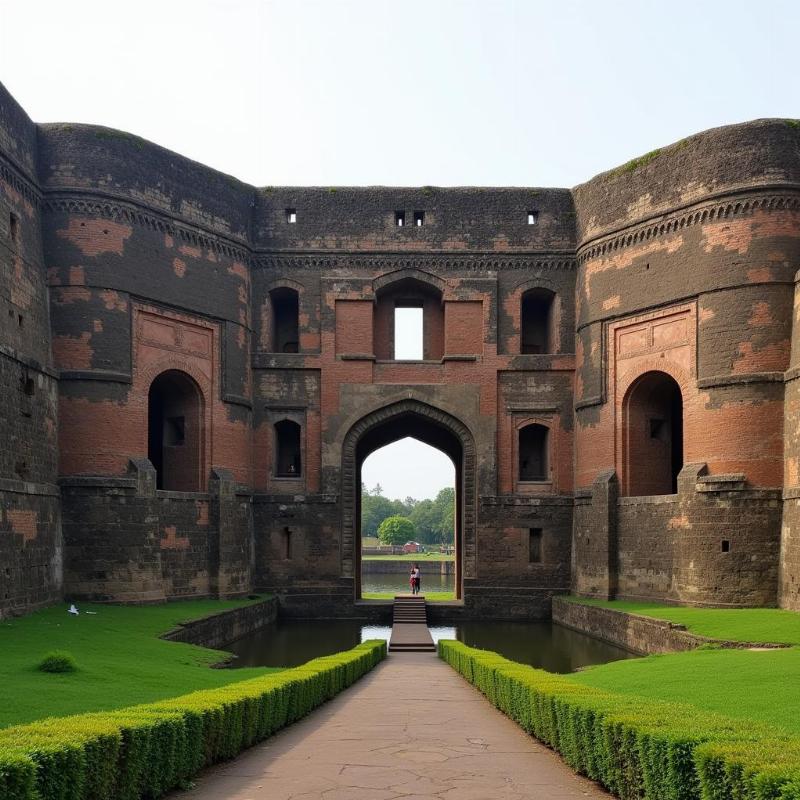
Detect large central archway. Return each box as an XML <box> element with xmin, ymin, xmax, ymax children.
<box><xmin>341</xmin><ymin>400</ymin><xmax>476</xmax><ymax>600</ymax></box>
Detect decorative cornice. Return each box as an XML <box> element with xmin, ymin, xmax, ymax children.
<box><xmin>254</xmin><ymin>252</ymin><xmax>577</xmax><ymax>272</ymax></box>
<box><xmin>578</xmin><ymin>188</ymin><xmax>800</xmax><ymax>264</ymax></box>
<box><xmin>0</xmin><ymin>151</ymin><xmax>41</xmax><ymax>208</ymax></box>
<box><xmin>41</xmin><ymin>192</ymin><xmax>252</xmax><ymax>263</ymax></box>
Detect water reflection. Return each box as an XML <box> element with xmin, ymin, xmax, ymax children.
<box><xmin>225</xmin><ymin>619</ymin><xmax>635</xmax><ymax>673</ymax></box>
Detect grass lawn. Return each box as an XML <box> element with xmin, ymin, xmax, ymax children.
<box><xmin>361</xmin><ymin>553</ymin><xmax>454</xmax><ymax>562</ymax></box>
<box><xmin>565</xmin><ymin>596</ymin><xmax>800</xmax><ymax>644</ymax></box>
<box><xmin>571</xmin><ymin>646</ymin><xmax>800</xmax><ymax>736</ymax></box>
<box><xmin>361</xmin><ymin>591</ymin><xmax>456</xmax><ymax>602</ymax></box>
<box><xmin>0</xmin><ymin>598</ymin><xmax>279</xmax><ymax>729</ymax></box>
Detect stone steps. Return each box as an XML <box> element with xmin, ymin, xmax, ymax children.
<box><xmin>389</xmin><ymin>596</ymin><xmax>436</xmax><ymax>652</ymax></box>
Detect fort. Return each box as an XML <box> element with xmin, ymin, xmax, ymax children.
<box><xmin>2</xmin><ymin>78</ymin><xmax>799</xmax><ymax>620</ymax></box>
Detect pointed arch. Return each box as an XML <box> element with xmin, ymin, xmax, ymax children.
<box><xmin>341</xmin><ymin>399</ymin><xmax>476</xmax><ymax>599</ymax></box>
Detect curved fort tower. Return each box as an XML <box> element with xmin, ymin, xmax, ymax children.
<box><xmin>2</xmin><ymin>80</ymin><xmax>799</xmax><ymax>618</ymax></box>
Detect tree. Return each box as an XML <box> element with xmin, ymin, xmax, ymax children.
<box><xmin>361</xmin><ymin>484</ymin><xmax>398</xmax><ymax>538</ymax></box>
<box><xmin>410</xmin><ymin>499</ymin><xmax>439</xmax><ymax>544</ymax></box>
<box><xmin>433</xmin><ymin>487</ymin><xmax>455</xmax><ymax>545</ymax></box>
<box><xmin>377</xmin><ymin>515</ymin><xmax>416</xmax><ymax>546</ymax></box>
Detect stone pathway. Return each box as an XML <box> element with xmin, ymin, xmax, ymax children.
<box><xmin>170</xmin><ymin>652</ymin><xmax>610</xmax><ymax>800</ymax></box>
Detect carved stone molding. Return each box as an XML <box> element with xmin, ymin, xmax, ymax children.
<box><xmin>0</xmin><ymin>156</ymin><xmax>41</xmax><ymax>208</ymax></box>
<box><xmin>578</xmin><ymin>189</ymin><xmax>800</xmax><ymax>264</ymax></box>
<box><xmin>255</xmin><ymin>253</ymin><xmax>577</xmax><ymax>273</ymax></box>
<box><xmin>41</xmin><ymin>193</ymin><xmax>251</xmax><ymax>262</ymax></box>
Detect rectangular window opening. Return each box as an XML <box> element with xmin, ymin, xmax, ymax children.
<box><xmin>529</xmin><ymin>528</ymin><xmax>543</xmax><ymax>563</ymax></box>
<box><xmin>527</xmin><ymin>210</ymin><xmax>538</xmax><ymax>225</ymax></box>
<box><xmin>413</xmin><ymin>210</ymin><xmax>425</xmax><ymax>227</ymax></box>
<box><xmin>395</xmin><ymin>211</ymin><xmax>405</xmax><ymax>227</ymax></box>
<box><xmin>721</xmin><ymin>539</ymin><xmax>730</xmax><ymax>553</ymax></box>
<box><xmin>394</xmin><ymin>305</ymin><xmax>423</xmax><ymax>360</ymax></box>
<box><xmin>283</xmin><ymin>526</ymin><xmax>293</xmax><ymax>560</ymax></box>
<box><xmin>9</xmin><ymin>212</ymin><xmax>19</xmax><ymax>243</ymax></box>
<box><xmin>286</xmin><ymin>208</ymin><xmax>297</xmax><ymax>224</ymax></box>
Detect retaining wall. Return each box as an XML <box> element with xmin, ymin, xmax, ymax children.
<box><xmin>551</xmin><ymin>596</ymin><xmax>786</xmax><ymax>654</ymax></box>
<box><xmin>161</xmin><ymin>596</ymin><xmax>278</xmax><ymax>650</ymax></box>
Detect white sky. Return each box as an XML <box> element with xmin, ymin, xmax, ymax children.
<box><xmin>1</xmin><ymin>0</ymin><xmax>795</xmax><ymax>496</ymax></box>
<box><xmin>1</xmin><ymin>0</ymin><xmax>797</xmax><ymax>188</ymax></box>
<box><xmin>362</xmin><ymin>438</ymin><xmax>455</xmax><ymax>500</ymax></box>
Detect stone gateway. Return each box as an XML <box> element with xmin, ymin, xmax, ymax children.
<box><xmin>2</xmin><ymin>79</ymin><xmax>799</xmax><ymax>618</ymax></box>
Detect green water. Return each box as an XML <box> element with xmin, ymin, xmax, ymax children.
<box><xmin>361</xmin><ymin>573</ymin><xmax>455</xmax><ymax>595</ymax></box>
<box><xmin>225</xmin><ymin>619</ymin><xmax>635</xmax><ymax>672</ymax></box>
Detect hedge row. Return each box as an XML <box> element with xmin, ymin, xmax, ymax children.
<box><xmin>439</xmin><ymin>640</ymin><xmax>800</xmax><ymax>800</ymax></box>
<box><xmin>0</xmin><ymin>639</ymin><xmax>386</xmax><ymax>800</ymax></box>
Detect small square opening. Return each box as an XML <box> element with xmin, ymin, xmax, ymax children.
<box><xmin>395</xmin><ymin>211</ymin><xmax>405</xmax><ymax>227</ymax></box>
<box><xmin>286</xmin><ymin>208</ymin><xmax>297</xmax><ymax>224</ymax></box>
<box><xmin>527</xmin><ymin>210</ymin><xmax>538</xmax><ymax>225</ymax></box>
<box><xmin>721</xmin><ymin>540</ymin><xmax>730</xmax><ymax>553</ymax></box>
<box><xmin>413</xmin><ymin>210</ymin><xmax>425</xmax><ymax>227</ymax></box>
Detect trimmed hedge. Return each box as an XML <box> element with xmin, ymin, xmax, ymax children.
<box><xmin>0</xmin><ymin>640</ymin><xmax>386</xmax><ymax>800</ymax></box>
<box><xmin>439</xmin><ymin>639</ymin><xmax>800</xmax><ymax>800</ymax></box>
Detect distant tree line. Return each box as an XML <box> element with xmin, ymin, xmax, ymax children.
<box><xmin>361</xmin><ymin>483</ymin><xmax>455</xmax><ymax>545</ymax></box>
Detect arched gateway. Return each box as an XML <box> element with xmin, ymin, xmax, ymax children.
<box><xmin>340</xmin><ymin>400</ymin><xmax>477</xmax><ymax>599</ymax></box>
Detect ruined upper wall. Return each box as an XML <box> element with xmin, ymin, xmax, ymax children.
<box><xmin>37</xmin><ymin>123</ymin><xmax>254</xmax><ymax>241</ymax></box>
<box><xmin>253</xmin><ymin>187</ymin><xmax>576</xmax><ymax>252</ymax></box>
<box><xmin>0</xmin><ymin>82</ymin><xmax>38</xmax><ymax>182</ymax></box>
<box><xmin>574</xmin><ymin>119</ymin><xmax>800</xmax><ymax>245</ymax></box>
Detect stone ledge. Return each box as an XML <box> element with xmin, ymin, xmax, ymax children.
<box><xmin>252</xmin><ymin>493</ymin><xmax>338</xmax><ymax>504</ymax></box>
<box><xmin>0</xmin><ymin>477</ymin><xmax>60</xmax><ymax>497</ymax></box>
<box><xmin>617</xmin><ymin>494</ymin><xmax>678</xmax><ymax>506</ymax></box>
<box><xmin>481</xmin><ymin>495</ymin><xmax>574</xmax><ymax>507</ymax></box>
<box><xmin>58</xmin><ymin>475</ymin><xmax>137</xmax><ymax>490</ymax></box>
<box><xmin>552</xmin><ymin>596</ymin><xmax>789</xmax><ymax>655</ymax></box>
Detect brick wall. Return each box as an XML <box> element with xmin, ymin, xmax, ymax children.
<box><xmin>2</xmin><ymin>78</ymin><xmax>800</xmax><ymax>617</ymax></box>
<box><xmin>0</xmin><ymin>83</ymin><xmax>61</xmax><ymax>618</ymax></box>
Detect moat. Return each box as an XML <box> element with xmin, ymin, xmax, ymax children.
<box><xmin>225</xmin><ymin>619</ymin><xmax>635</xmax><ymax>671</ymax></box>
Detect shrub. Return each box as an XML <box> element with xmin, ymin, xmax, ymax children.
<box><xmin>37</xmin><ymin>651</ymin><xmax>77</xmax><ymax>674</ymax></box>
<box><xmin>0</xmin><ymin>640</ymin><xmax>386</xmax><ymax>800</ymax></box>
<box><xmin>439</xmin><ymin>640</ymin><xmax>800</xmax><ymax>800</ymax></box>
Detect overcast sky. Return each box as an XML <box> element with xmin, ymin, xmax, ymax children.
<box><xmin>1</xmin><ymin>0</ymin><xmax>796</xmax><ymax>498</ymax></box>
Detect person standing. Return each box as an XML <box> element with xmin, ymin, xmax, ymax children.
<box><xmin>411</xmin><ymin>563</ymin><xmax>421</xmax><ymax>595</ymax></box>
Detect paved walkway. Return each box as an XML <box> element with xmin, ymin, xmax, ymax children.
<box><xmin>170</xmin><ymin>652</ymin><xmax>610</xmax><ymax>800</ymax></box>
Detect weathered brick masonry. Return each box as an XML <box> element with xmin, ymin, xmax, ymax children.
<box><xmin>1</xmin><ymin>79</ymin><xmax>799</xmax><ymax>618</ymax></box>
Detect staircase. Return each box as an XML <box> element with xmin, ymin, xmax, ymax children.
<box><xmin>388</xmin><ymin>595</ymin><xmax>436</xmax><ymax>652</ymax></box>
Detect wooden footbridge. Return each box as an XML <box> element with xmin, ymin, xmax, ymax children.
<box><xmin>388</xmin><ymin>594</ymin><xmax>436</xmax><ymax>652</ymax></box>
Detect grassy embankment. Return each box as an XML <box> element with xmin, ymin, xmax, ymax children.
<box><xmin>0</xmin><ymin>598</ymin><xmax>279</xmax><ymax>729</ymax></box>
<box><xmin>564</xmin><ymin>597</ymin><xmax>800</xmax><ymax>735</ymax></box>
<box><xmin>361</xmin><ymin>552</ymin><xmax>454</xmax><ymax>561</ymax></box>
<box><xmin>361</xmin><ymin>591</ymin><xmax>455</xmax><ymax>601</ymax></box>
<box><xmin>565</xmin><ymin>596</ymin><xmax>800</xmax><ymax>644</ymax></box>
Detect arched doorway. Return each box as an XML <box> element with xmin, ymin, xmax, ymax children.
<box><xmin>147</xmin><ymin>369</ymin><xmax>204</xmax><ymax>491</ymax></box>
<box><xmin>622</xmin><ymin>370</ymin><xmax>683</xmax><ymax>496</ymax></box>
<box><xmin>341</xmin><ymin>400</ymin><xmax>476</xmax><ymax>600</ymax></box>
